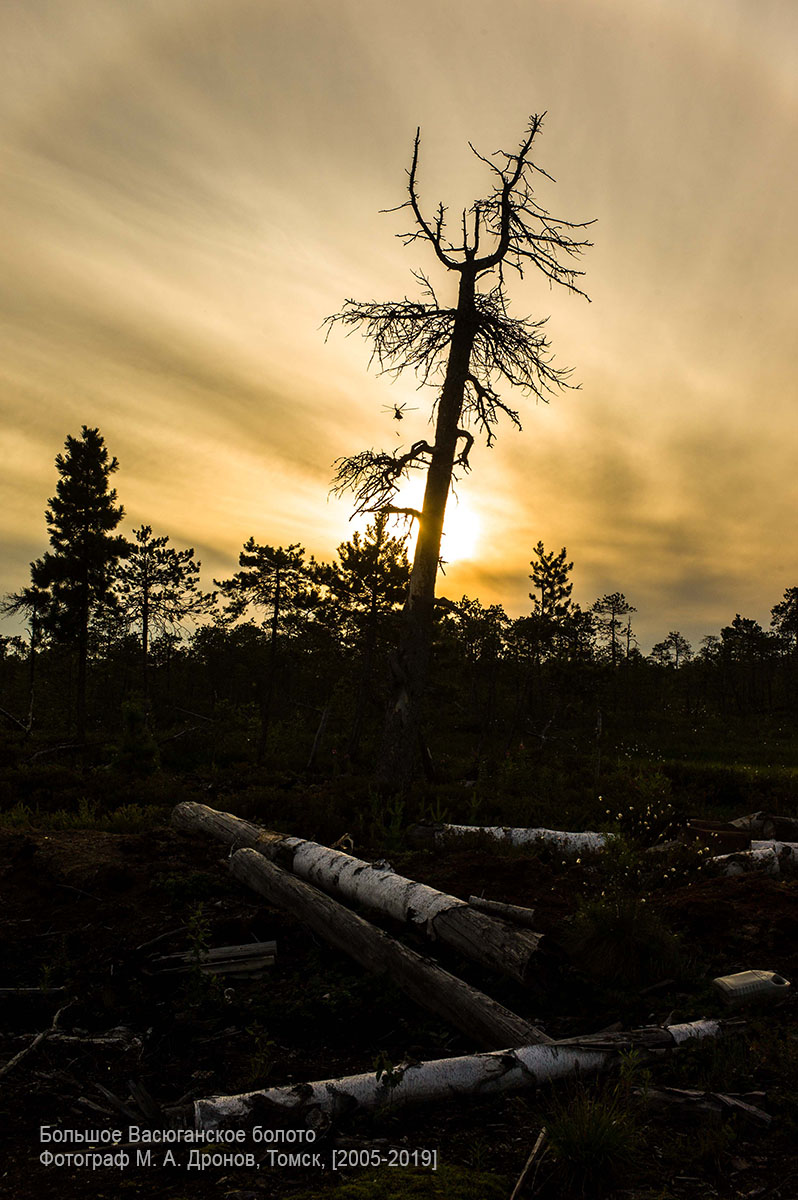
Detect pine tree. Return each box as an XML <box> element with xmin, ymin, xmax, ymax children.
<box><xmin>320</xmin><ymin>515</ymin><xmax>410</xmax><ymax>757</ymax></box>
<box><xmin>0</xmin><ymin>580</ymin><xmax>50</xmax><ymax>735</ymax></box>
<box><xmin>771</xmin><ymin>587</ymin><xmax>798</xmax><ymax>652</ymax></box>
<box><xmin>591</xmin><ymin>592</ymin><xmax>636</xmax><ymax>669</ymax></box>
<box><xmin>529</xmin><ymin>541</ymin><xmax>573</xmax><ymax>621</ymax></box>
<box><xmin>215</xmin><ymin>541</ymin><xmax>308</xmax><ymax>762</ymax></box>
<box><xmin>115</xmin><ymin>524</ymin><xmax>215</xmax><ymax>694</ymax></box>
<box><xmin>32</xmin><ymin>426</ymin><xmax>127</xmax><ymax>742</ymax></box>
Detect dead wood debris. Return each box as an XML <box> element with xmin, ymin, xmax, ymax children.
<box><xmin>0</xmin><ymin>1000</ymin><xmax>74</xmax><ymax>1079</ymax></box>
<box><xmin>510</xmin><ymin>1126</ymin><xmax>549</xmax><ymax>1199</ymax></box>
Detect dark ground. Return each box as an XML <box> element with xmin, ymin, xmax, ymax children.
<box><xmin>1</xmin><ymin>814</ymin><xmax>797</xmax><ymax>1199</ymax></box>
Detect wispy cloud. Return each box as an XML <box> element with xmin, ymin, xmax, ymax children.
<box><xmin>1</xmin><ymin>0</ymin><xmax>796</xmax><ymax>650</ymax></box>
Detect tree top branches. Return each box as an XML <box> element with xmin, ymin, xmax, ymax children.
<box><xmin>326</xmin><ymin>114</ymin><xmax>593</xmax><ymax>518</ymax></box>
<box><xmin>398</xmin><ymin>114</ymin><xmax>594</xmax><ymax>284</ymax></box>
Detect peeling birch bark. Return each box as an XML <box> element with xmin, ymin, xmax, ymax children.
<box><xmin>172</xmin><ymin>802</ymin><xmax>542</xmax><ymax>984</ymax></box>
<box><xmin>194</xmin><ymin>1019</ymin><xmax>724</xmax><ymax>1130</ymax></box>
<box><xmin>229</xmin><ymin>848</ymin><xmax>550</xmax><ymax>1049</ymax></box>
<box><xmin>750</xmin><ymin>840</ymin><xmax>798</xmax><ymax>872</ymax></box>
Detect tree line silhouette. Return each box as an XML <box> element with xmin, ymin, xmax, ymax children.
<box><xmin>2</xmin><ymin>424</ymin><xmax>798</xmax><ymax>785</ymax></box>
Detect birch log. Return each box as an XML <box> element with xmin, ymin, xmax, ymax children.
<box><xmin>172</xmin><ymin>802</ymin><xmax>542</xmax><ymax>985</ymax></box>
<box><xmin>711</xmin><ymin>841</ymin><xmax>798</xmax><ymax>876</ymax></box>
<box><xmin>411</xmin><ymin>823</ymin><xmax>612</xmax><ymax>857</ymax></box>
<box><xmin>229</xmin><ymin>849</ymin><xmax>549</xmax><ymax>1050</ymax></box>
<box><xmin>751</xmin><ymin>840</ymin><xmax>798</xmax><ymax>872</ymax></box>
<box><xmin>195</xmin><ymin>1019</ymin><xmax>724</xmax><ymax>1130</ymax></box>
<box><xmin>731</xmin><ymin>813</ymin><xmax>798</xmax><ymax>840</ymax></box>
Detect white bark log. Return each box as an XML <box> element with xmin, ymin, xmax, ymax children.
<box><xmin>731</xmin><ymin>813</ymin><xmax>798</xmax><ymax>840</ymax></box>
<box><xmin>751</xmin><ymin>839</ymin><xmax>798</xmax><ymax>858</ymax></box>
<box><xmin>172</xmin><ymin>802</ymin><xmax>541</xmax><ymax>984</ymax></box>
<box><xmin>432</xmin><ymin>824</ymin><xmax>612</xmax><ymax>856</ymax></box>
<box><xmin>194</xmin><ymin>1019</ymin><xmax>723</xmax><ymax>1130</ymax></box>
<box><xmin>173</xmin><ymin>801</ymin><xmax>462</xmax><ymax>929</ymax></box>
<box><xmin>711</xmin><ymin>845</ymin><xmax>782</xmax><ymax>876</ymax></box>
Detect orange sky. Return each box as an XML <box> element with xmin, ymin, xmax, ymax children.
<box><xmin>1</xmin><ymin>0</ymin><xmax>797</xmax><ymax>650</ymax></box>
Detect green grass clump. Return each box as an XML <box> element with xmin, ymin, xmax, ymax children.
<box><xmin>0</xmin><ymin>801</ymin><xmax>35</xmax><ymax>827</ymax></box>
<box><xmin>0</xmin><ymin>796</ymin><xmax>161</xmax><ymax>833</ymax></box>
<box><xmin>565</xmin><ymin>894</ymin><xmax>684</xmax><ymax>985</ymax></box>
<box><xmin>544</xmin><ymin>1084</ymin><xmax>640</xmax><ymax>1197</ymax></box>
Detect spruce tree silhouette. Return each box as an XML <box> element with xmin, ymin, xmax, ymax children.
<box><xmin>32</xmin><ymin>426</ymin><xmax>127</xmax><ymax>745</ymax></box>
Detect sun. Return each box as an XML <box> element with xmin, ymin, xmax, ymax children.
<box><xmin>441</xmin><ymin>496</ymin><xmax>481</xmax><ymax>563</ymax></box>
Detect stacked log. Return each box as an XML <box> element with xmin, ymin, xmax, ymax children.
<box><xmin>172</xmin><ymin>803</ymin><xmax>542</xmax><ymax>985</ymax></box>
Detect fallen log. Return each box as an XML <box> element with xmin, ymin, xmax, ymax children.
<box><xmin>194</xmin><ymin>1018</ymin><xmax>725</xmax><ymax>1130</ymax></box>
<box><xmin>0</xmin><ymin>986</ymin><xmax>67</xmax><ymax>996</ymax></box>
<box><xmin>684</xmin><ymin>821</ymin><xmax>752</xmax><ymax>854</ymax></box>
<box><xmin>0</xmin><ymin>1002</ymin><xmax>73</xmax><ymax>1079</ymax></box>
<box><xmin>731</xmin><ymin>812</ymin><xmax>798</xmax><ymax>840</ymax></box>
<box><xmin>711</xmin><ymin>845</ymin><xmax>790</xmax><ymax>876</ymax></box>
<box><xmin>171</xmin><ymin>801</ymin><xmax>293</xmax><ymax>857</ymax></box>
<box><xmin>172</xmin><ymin>802</ymin><xmax>542</xmax><ymax>985</ymax></box>
<box><xmin>467</xmin><ymin>896</ymin><xmax>538</xmax><ymax>930</ymax></box>
<box><xmin>4</xmin><ymin>1028</ymin><xmax>139</xmax><ymax>1049</ymax></box>
<box><xmin>409</xmin><ymin>823</ymin><xmax>612</xmax><ymax>857</ymax></box>
<box><xmin>150</xmin><ymin>941</ymin><xmax>277</xmax><ymax>976</ymax></box>
<box><xmin>751</xmin><ymin>840</ymin><xmax>798</xmax><ymax>873</ymax></box>
<box><xmin>384</xmin><ymin>815</ymin><xmax>797</xmax><ymax>879</ymax></box>
<box><xmin>635</xmin><ymin>1085</ymin><xmax>771</xmax><ymax>1126</ymax></box>
<box><xmin>229</xmin><ymin>848</ymin><xmax>549</xmax><ymax>1050</ymax></box>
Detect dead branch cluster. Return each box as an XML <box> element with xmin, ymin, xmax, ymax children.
<box><xmin>327</xmin><ymin>114</ymin><xmax>593</xmax><ymax>517</ymax></box>
<box><xmin>398</xmin><ymin>114</ymin><xmax>593</xmax><ymax>286</ymax></box>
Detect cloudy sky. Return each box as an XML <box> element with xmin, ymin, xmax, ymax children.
<box><xmin>1</xmin><ymin>0</ymin><xmax>796</xmax><ymax>650</ymax></box>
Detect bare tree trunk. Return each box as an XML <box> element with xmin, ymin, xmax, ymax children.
<box><xmin>230</xmin><ymin>848</ymin><xmax>548</xmax><ymax>1049</ymax></box>
<box><xmin>24</xmin><ymin>619</ymin><xmax>38</xmax><ymax>738</ymax></box>
<box><xmin>378</xmin><ymin>271</ymin><xmax>476</xmax><ymax>790</ymax></box>
<box><xmin>306</xmin><ymin>700</ymin><xmax>331</xmax><ymax>771</ymax></box>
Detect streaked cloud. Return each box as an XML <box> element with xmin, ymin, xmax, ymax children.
<box><xmin>1</xmin><ymin>0</ymin><xmax>796</xmax><ymax>649</ymax></box>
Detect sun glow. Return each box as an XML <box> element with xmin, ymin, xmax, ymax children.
<box><xmin>441</xmin><ymin>495</ymin><xmax>481</xmax><ymax>563</ymax></box>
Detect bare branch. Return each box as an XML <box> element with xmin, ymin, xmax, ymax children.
<box><xmin>331</xmin><ymin>441</ymin><xmax>434</xmax><ymax>515</ymax></box>
<box><xmin>323</xmin><ymin>298</ymin><xmax>456</xmax><ymax>385</ymax></box>
<box><xmin>462</xmin><ymin>374</ymin><xmax>518</xmax><ymax>447</ymax></box>
<box><xmin>406</xmin><ymin>129</ymin><xmax>460</xmax><ymax>271</ymax></box>
<box><xmin>455</xmin><ymin>428</ymin><xmax>475</xmax><ymax>469</ymax></box>
<box><xmin>473</xmin><ymin>286</ymin><xmax>573</xmax><ymax>397</ymax></box>
<box><xmin>385</xmin><ymin>115</ymin><xmax>592</xmax><ymax>298</ymax></box>
<box><xmin>382</xmin><ymin>505</ymin><xmax>423</xmax><ymax>522</ymax></box>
